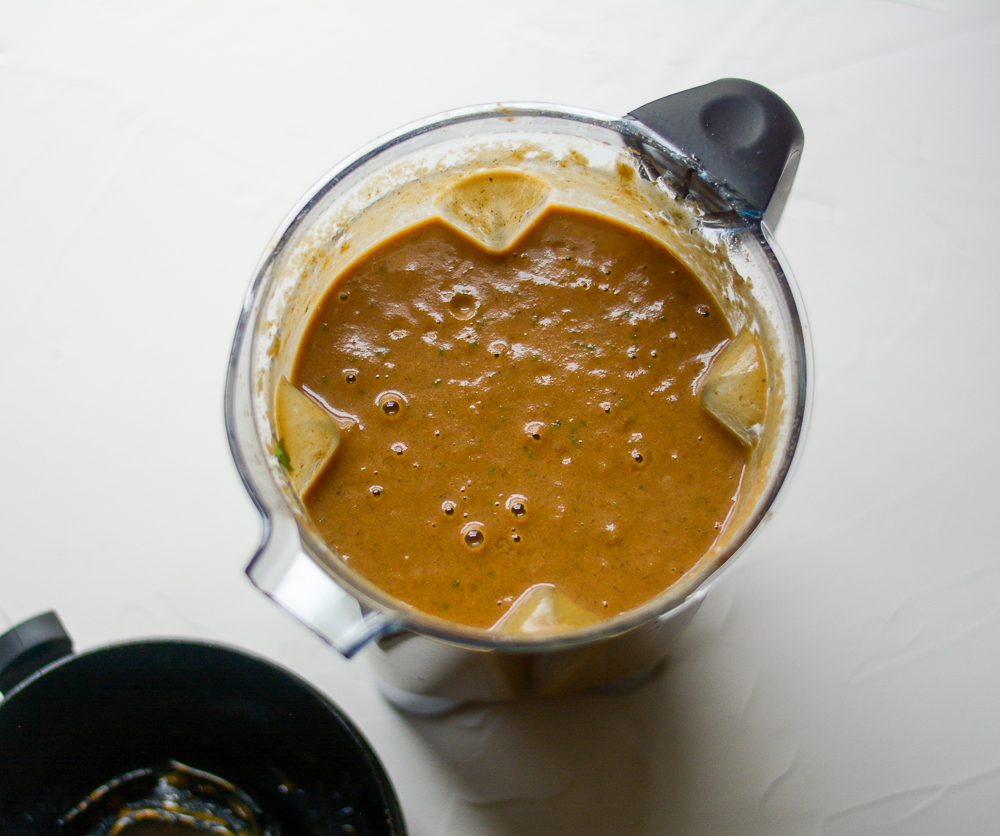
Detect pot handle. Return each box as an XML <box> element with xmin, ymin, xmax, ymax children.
<box><xmin>0</xmin><ymin>610</ymin><xmax>73</xmax><ymax>695</ymax></box>
<box><xmin>627</xmin><ymin>78</ymin><xmax>803</xmax><ymax>229</ymax></box>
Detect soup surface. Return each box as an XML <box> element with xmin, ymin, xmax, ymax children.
<box><xmin>290</xmin><ymin>206</ymin><xmax>747</xmax><ymax>629</ymax></box>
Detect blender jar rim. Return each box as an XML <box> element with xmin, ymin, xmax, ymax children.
<box><xmin>225</xmin><ymin>100</ymin><xmax>809</xmax><ymax>654</ymax></box>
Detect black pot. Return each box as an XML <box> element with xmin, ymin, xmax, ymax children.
<box><xmin>0</xmin><ymin>612</ymin><xmax>406</xmax><ymax>836</ymax></box>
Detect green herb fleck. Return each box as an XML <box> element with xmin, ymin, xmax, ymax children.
<box><xmin>275</xmin><ymin>438</ymin><xmax>292</xmax><ymax>471</ymax></box>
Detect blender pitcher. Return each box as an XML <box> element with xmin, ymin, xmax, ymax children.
<box><xmin>225</xmin><ymin>79</ymin><xmax>809</xmax><ymax>713</ymax></box>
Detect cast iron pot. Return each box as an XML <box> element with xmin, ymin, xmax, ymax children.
<box><xmin>0</xmin><ymin>612</ymin><xmax>406</xmax><ymax>836</ymax></box>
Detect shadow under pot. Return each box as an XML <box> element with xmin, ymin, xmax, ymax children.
<box><xmin>0</xmin><ymin>612</ymin><xmax>406</xmax><ymax>836</ymax></box>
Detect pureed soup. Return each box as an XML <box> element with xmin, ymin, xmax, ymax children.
<box><xmin>279</xmin><ymin>197</ymin><xmax>756</xmax><ymax>631</ymax></box>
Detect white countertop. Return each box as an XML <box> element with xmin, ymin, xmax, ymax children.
<box><xmin>3</xmin><ymin>2</ymin><xmax>1000</xmax><ymax>833</ymax></box>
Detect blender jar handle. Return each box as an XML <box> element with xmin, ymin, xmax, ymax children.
<box><xmin>627</xmin><ymin>78</ymin><xmax>803</xmax><ymax>229</ymax></box>
<box><xmin>0</xmin><ymin>610</ymin><xmax>73</xmax><ymax>695</ymax></box>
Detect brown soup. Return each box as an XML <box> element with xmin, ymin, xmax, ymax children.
<box><xmin>288</xmin><ymin>206</ymin><xmax>748</xmax><ymax>629</ymax></box>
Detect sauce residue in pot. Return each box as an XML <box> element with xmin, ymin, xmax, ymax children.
<box><xmin>59</xmin><ymin>761</ymin><xmax>278</xmax><ymax>836</ymax></box>
<box><xmin>286</xmin><ymin>205</ymin><xmax>751</xmax><ymax>630</ymax></box>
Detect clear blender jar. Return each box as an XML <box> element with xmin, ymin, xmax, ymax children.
<box><xmin>225</xmin><ymin>79</ymin><xmax>809</xmax><ymax>712</ymax></box>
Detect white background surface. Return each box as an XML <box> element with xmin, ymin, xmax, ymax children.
<box><xmin>2</xmin><ymin>2</ymin><xmax>1000</xmax><ymax>833</ymax></box>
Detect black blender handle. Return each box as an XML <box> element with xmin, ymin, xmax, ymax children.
<box><xmin>628</xmin><ymin>78</ymin><xmax>803</xmax><ymax>229</ymax></box>
<box><xmin>0</xmin><ymin>610</ymin><xmax>73</xmax><ymax>694</ymax></box>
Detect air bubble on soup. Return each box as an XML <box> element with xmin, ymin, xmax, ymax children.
<box><xmin>273</xmin><ymin>376</ymin><xmax>341</xmax><ymax>493</ymax></box>
<box><xmin>461</xmin><ymin>521</ymin><xmax>486</xmax><ymax>549</ymax></box>
<box><xmin>377</xmin><ymin>390</ymin><xmax>407</xmax><ymax>418</ymax></box>
<box><xmin>699</xmin><ymin>328</ymin><xmax>768</xmax><ymax>445</ymax></box>
<box><xmin>436</xmin><ymin>169</ymin><xmax>552</xmax><ymax>251</ymax></box>
<box><xmin>447</xmin><ymin>287</ymin><xmax>479</xmax><ymax>321</ymax></box>
<box><xmin>492</xmin><ymin>583</ymin><xmax>602</xmax><ymax>635</ymax></box>
<box><xmin>505</xmin><ymin>494</ymin><xmax>528</xmax><ymax>518</ymax></box>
